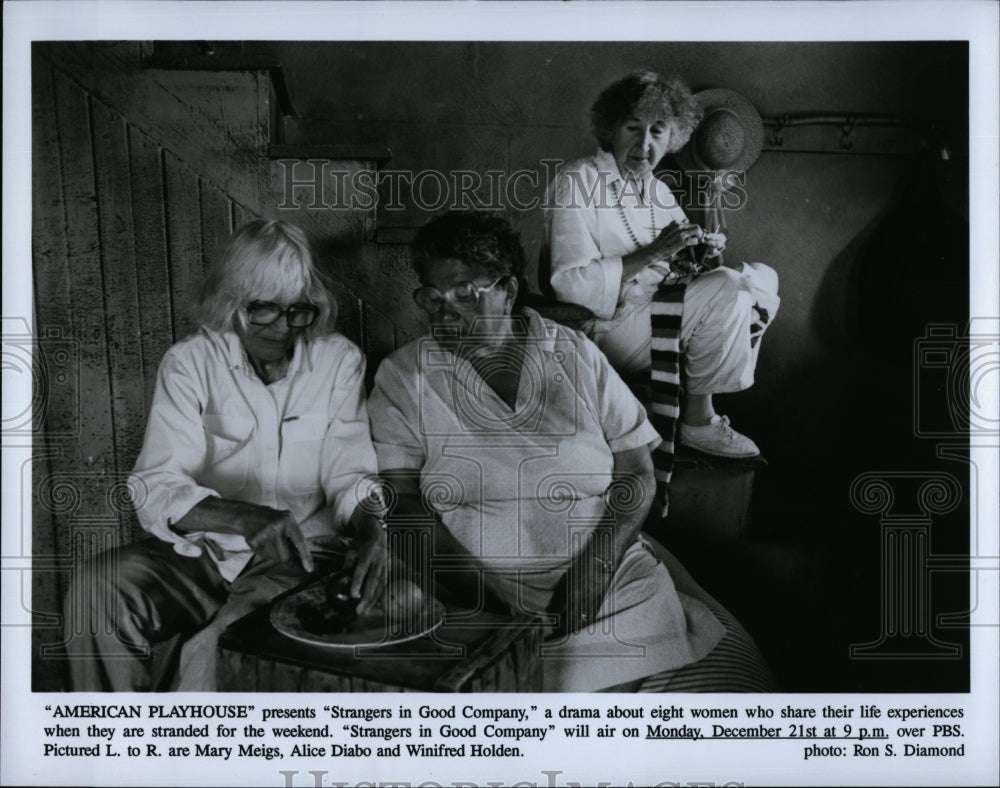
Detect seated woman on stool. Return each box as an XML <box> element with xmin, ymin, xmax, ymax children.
<box><xmin>543</xmin><ymin>70</ymin><xmax>780</xmax><ymax>501</ymax></box>
<box><xmin>64</xmin><ymin>219</ymin><xmax>388</xmax><ymax>691</ymax></box>
<box><xmin>368</xmin><ymin>211</ymin><xmax>772</xmax><ymax>692</ymax></box>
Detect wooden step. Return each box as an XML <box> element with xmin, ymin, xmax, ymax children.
<box><xmin>664</xmin><ymin>446</ymin><xmax>767</xmax><ymax>540</ymax></box>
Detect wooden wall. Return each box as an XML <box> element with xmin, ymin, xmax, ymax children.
<box><xmin>30</xmin><ymin>44</ymin><xmax>412</xmax><ymax>689</ymax></box>
<box><xmin>31</xmin><ymin>53</ymin><xmax>267</xmax><ymax>688</ymax></box>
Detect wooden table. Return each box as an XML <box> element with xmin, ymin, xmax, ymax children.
<box><xmin>216</xmin><ymin>582</ymin><xmax>543</xmax><ymax>693</ymax></box>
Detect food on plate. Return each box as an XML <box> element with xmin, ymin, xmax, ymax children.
<box><xmin>293</xmin><ymin>572</ymin><xmax>430</xmax><ymax>636</ymax></box>
<box><xmin>271</xmin><ymin>571</ymin><xmax>445</xmax><ymax>647</ymax></box>
<box><xmin>295</xmin><ymin>573</ymin><xmax>358</xmax><ymax>635</ymax></box>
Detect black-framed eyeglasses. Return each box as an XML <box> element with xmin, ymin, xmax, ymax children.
<box><xmin>246</xmin><ymin>301</ymin><xmax>320</xmax><ymax>328</ymax></box>
<box><xmin>412</xmin><ymin>277</ymin><xmax>506</xmax><ymax>314</ymax></box>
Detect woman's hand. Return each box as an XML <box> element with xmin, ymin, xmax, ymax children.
<box><xmin>343</xmin><ymin>513</ymin><xmax>388</xmax><ymax>616</ymax></box>
<box><xmin>550</xmin><ymin>533</ymin><xmax>616</xmax><ymax>637</ymax></box>
<box><xmin>548</xmin><ymin>445</ymin><xmax>658</xmax><ymax>636</ymax></box>
<box><xmin>622</xmin><ymin>219</ymin><xmax>703</xmax><ymax>281</ymax></box>
<box><xmin>241</xmin><ymin>507</ymin><xmax>314</xmax><ymax>573</ymax></box>
<box><xmin>175</xmin><ymin>498</ymin><xmax>316</xmax><ymax>572</ymax></box>
<box><xmin>652</xmin><ymin>220</ymin><xmax>704</xmax><ymax>266</ymax></box>
<box><xmin>698</xmin><ymin>229</ymin><xmax>727</xmax><ymax>263</ymax></box>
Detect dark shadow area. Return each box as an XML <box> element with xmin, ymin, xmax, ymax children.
<box><xmin>655</xmin><ymin>155</ymin><xmax>972</xmax><ymax>692</ymax></box>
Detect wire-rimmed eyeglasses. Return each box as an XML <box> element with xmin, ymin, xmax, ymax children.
<box><xmin>412</xmin><ymin>277</ymin><xmax>506</xmax><ymax>314</ymax></box>
<box><xmin>245</xmin><ymin>301</ymin><xmax>320</xmax><ymax>328</ymax></box>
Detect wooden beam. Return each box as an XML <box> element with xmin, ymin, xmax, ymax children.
<box><xmin>126</xmin><ymin>128</ymin><xmax>174</xmax><ymax>416</ymax></box>
<box><xmin>269</xmin><ymin>143</ymin><xmax>392</xmax><ymax>166</ymax></box>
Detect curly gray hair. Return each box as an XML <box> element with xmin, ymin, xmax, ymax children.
<box><xmin>590</xmin><ymin>70</ymin><xmax>702</xmax><ymax>155</ymax></box>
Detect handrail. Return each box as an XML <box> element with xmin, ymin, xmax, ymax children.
<box><xmin>762</xmin><ymin>113</ymin><xmax>953</xmax><ymax>158</ymax></box>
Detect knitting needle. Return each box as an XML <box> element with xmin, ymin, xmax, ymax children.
<box><xmin>697</xmin><ymin>224</ymin><xmax>722</xmax><ymax>266</ymax></box>
<box><xmin>684</xmin><ymin>220</ymin><xmax>707</xmax><ymax>267</ymax></box>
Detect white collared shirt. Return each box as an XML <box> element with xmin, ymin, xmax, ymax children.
<box><xmin>544</xmin><ymin>148</ymin><xmax>688</xmax><ymax>373</ymax></box>
<box><xmin>129</xmin><ymin>327</ymin><xmax>379</xmax><ymax>581</ymax></box>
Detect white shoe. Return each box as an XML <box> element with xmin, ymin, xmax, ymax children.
<box><xmin>678</xmin><ymin>415</ymin><xmax>760</xmax><ymax>458</ymax></box>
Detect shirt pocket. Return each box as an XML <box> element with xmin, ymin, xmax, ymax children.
<box><xmin>203</xmin><ymin>413</ymin><xmax>255</xmax><ymax>488</ymax></box>
<box><xmin>281</xmin><ymin>412</ymin><xmax>328</xmax><ymax>492</ymax></box>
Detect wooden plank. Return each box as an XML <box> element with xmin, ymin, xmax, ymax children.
<box><xmin>394</xmin><ymin>325</ymin><xmax>414</xmax><ymax>350</ymax></box>
<box><xmin>31</xmin><ymin>59</ymin><xmax>74</xmax><ymax>689</ymax></box>
<box><xmin>362</xmin><ymin>303</ymin><xmax>397</xmax><ymax>390</ymax></box>
<box><xmin>52</xmin><ymin>72</ymin><xmax>118</xmax><ymax>533</ymax></box>
<box><xmin>335</xmin><ymin>292</ymin><xmax>363</xmax><ymax>348</ymax></box>
<box><xmin>91</xmin><ymin>102</ymin><xmax>147</xmax><ymax>533</ymax></box>
<box><xmin>199</xmin><ymin>180</ymin><xmax>231</xmax><ymax>273</ymax></box>
<box><xmin>31</xmin><ymin>449</ymin><xmax>70</xmax><ymax>691</ymax></box>
<box><xmin>231</xmin><ymin>199</ymin><xmax>256</xmax><ymax>232</ymax></box>
<box><xmin>31</xmin><ymin>62</ymin><xmax>71</xmax><ymax>559</ymax></box>
<box><xmin>30</xmin><ymin>65</ymin><xmax>82</xmax><ymax>518</ymax></box>
<box><xmin>38</xmin><ymin>45</ymin><xmax>269</xmax><ymax>221</ymax></box>
<box><xmin>31</xmin><ymin>58</ymin><xmax>74</xmax><ymax>354</ymax></box>
<box><xmin>124</xmin><ymin>127</ymin><xmax>173</xmax><ymax>545</ymax></box>
<box><xmin>268</xmin><ymin>143</ymin><xmax>392</xmax><ymax>164</ymax></box>
<box><xmin>363</xmin><ymin>303</ymin><xmax>396</xmax><ymax>358</ymax></box>
<box><xmin>163</xmin><ymin>155</ymin><xmax>203</xmax><ymax>341</ymax></box>
<box><xmin>127</xmin><ymin>128</ymin><xmax>174</xmax><ymax>416</ymax></box>
<box><xmin>373</xmin><ymin>243</ymin><xmax>424</xmax><ymax>337</ymax></box>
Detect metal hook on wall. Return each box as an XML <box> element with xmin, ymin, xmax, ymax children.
<box><xmin>839</xmin><ymin>117</ymin><xmax>858</xmax><ymax>151</ymax></box>
<box><xmin>760</xmin><ymin>113</ymin><xmax>954</xmax><ymax>156</ymax></box>
<box><xmin>770</xmin><ymin>115</ymin><xmax>788</xmax><ymax>147</ymax></box>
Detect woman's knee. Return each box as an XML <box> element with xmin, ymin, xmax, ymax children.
<box><xmin>712</xmin><ymin>272</ymin><xmax>754</xmax><ymax>315</ymax></box>
<box><xmin>68</xmin><ymin>539</ymin><xmax>193</xmax><ymax>628</ymax></box>
<box><xmin>687</xmin><ymin>266</ymin><xmax>751</xmax><ymax>312</ymax></box>
<box><xmin>742</xmin><ymin>262</ymin><xmax>779</xmax><ymax>296</ymax></box>
<box><xmin>67</xmin><ymin>540</ymin><xmax>225</xmax><ymax>649</ymax></box>
<box><xmin>72</xmin><ymin>541</ymin><xmax>159</xmax><ymax>599</ymax></box>
<box><xmin>64</xmin><ymin>551</ymin><xmax>139</xmax><ymax>648</ymax></box>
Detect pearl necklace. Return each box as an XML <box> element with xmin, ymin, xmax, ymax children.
<box><xmin>611</xmin><ymin>179</ymin><xmax>656</xmax><ymax>249</ymax></box>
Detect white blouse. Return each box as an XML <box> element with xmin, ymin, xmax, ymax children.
<box><xmin>130</xmin><ymin>328</ymin><xmax>379</xmax><ymax>581</ymax></box>
<box><xmin>367</xmin><ymin>308</ymin><xmax>661</xmax><ymax>574</ymax></box>
<box><xmin>367</xmin><ymin>309</ymin><xmax>723</xmax><ymax>690</ymax></box>
<box><xmin>544</xmin><ymin>148</ymin><xmax>689</xmax><ymax>374</ymax></box>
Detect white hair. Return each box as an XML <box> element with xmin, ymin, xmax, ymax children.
<box><xmin>195</xmin><ymin>219</ymin><xmax>337</xmax><ymax>339</ymax></box>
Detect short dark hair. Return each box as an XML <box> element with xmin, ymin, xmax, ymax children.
<box><xmin>590</xmin><ymin>70</ymin><xmax>702</xmax><ymax>154</ymax></box>
<box><xmin>410</xmin><ymin>211</ymin><xmax>526</xmax><ymax>282</ymax></box>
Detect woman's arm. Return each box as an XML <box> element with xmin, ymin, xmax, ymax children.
<box><xmin>318</xmin><ymin>343</ymin><xmax>387</xmax><ymax>612</ymax></box>
<box><xmin>551</xmin><ymin>445</ymin><xmax>656</xmax><ymax>636</ymax></box>
<box><xmin>377</xmin><ymin>469</ymin><xmax>482</xmax><ymax>600</ymax></box>
<box><xmin>172</xmin><ymin>497</ymin><xmax>315</xmax><ymax>573</ymax></box>
<box><xmin>546</xmin><ymin>170</ymin><xmax>705</xmax><ymax>316</ymax></box>
<box><xmin>601</xmin><ymin>444</ymin><xmax>657</xmax><ymax>565</ymax></box>
<box><xmin>623</xmin><ymin>220</ymin><xmax>707</xmax><ymax>279</ymax></box>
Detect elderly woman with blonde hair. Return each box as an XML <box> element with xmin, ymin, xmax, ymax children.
<box><xmin>65</xmin><ymin>219</ymin><xmax>388</xmax><ymax>691</ymax></box>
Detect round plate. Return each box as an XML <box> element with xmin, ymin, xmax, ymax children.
<box><xmin>270</xmin><ymin>580</ymin><xmax>445</xmax><ymax>649</ymax></box>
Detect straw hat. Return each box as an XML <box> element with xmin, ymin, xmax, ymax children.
<box><xmin>675</xmin><ymin>88</ymin><xmax>765</xmax><ymax>177</ymax></box>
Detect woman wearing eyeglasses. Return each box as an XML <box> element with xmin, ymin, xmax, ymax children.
<box><xmin>367</xmin><ymin>212</ymin><xmax>743</xmax><ymax>692</ymax></box>
<box><xmin>65</xmin><ymin>219</ymin><xmax>387</xmax><ymax>691</ymax></box>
